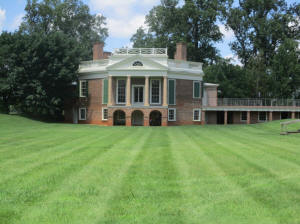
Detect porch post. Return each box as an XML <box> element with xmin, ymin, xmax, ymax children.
<box><xmin>292</xmin><ymin>112</ymin><xmax>295</xmax><ymax>119</ymax></box>
<box><xmin>201</xmin><ymin>111</ymin><xmax>206</xmax><ymax>125</ymax></box>
<box><xmin>224</xmin><ymin>111</ymin><xmax>228</xmax><ymax>125</ymax></box>
<box><xmin>162</xmin><ymin>76</ymin><xmax>168</xmax><ymax>107</ymax></box>
<box><xmin>144</xmin><ymin>76</ymin><xmax>150</xmax><ymax>106</ymax></box>
<box><xmin>269</xmin><ymin>111</ymin><xmax>273</xmax><ymax>121</ymax></box>
<box><xmin>247</xmin><ymin>111</ymin><xmax>251</xmax><ymax>124</ymax></box>
<box><xmin>126</xmin><ymin>76</ymin><xmax>131</xmax><ymax>106</ymax></box>
<box><xmin>108</xmin><ymin>75</ymin><xmax>113</xmax><ymax>106</ymax></box>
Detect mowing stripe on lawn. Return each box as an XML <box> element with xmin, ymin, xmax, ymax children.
<box><xmin>17</xmin><ymin>128</ymin><xmax>151</xmax><ymax>224</ymax></box>
<box><xmin>185</xmin><ymin>128</ymin><xmax>300</xmax><ymax>223</ymax></box>
<box><xmin>99</xmin><ymin>128</ymin><xmax>185</xmax><ymax>224</ymax></box>
<box><xmin>0</xmin><ymin>129</ymin><xmax>135</xmax><ymax>224</ymax></box>
<box><xmin>169</xmin><ymin>127</ymin><xmax>276</xmax><ymax>224</ymax></box>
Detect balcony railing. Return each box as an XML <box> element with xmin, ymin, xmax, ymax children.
<box><xmin>206</xmin><ymin>98</ymin><xmax>300</xmax><ymax>107</ymax></box>
<box><xmin>113</xmin><ymin>48</ymin><xmax>168</xmax><ymax>55</ymax></box>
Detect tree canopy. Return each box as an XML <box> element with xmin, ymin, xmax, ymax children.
<box><xmin>0</xmin><ymin>0</ymin><xmax>108</xmax><ymax>118</ymax></box>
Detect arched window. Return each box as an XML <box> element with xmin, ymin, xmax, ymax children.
<box><xmin>132</xmin><ymin>61</ymin><xmax>143</xmax><ymax>66</ymax></box>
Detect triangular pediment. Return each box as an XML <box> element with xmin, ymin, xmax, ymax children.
<box><xmin>107</xmin><ymin>55</ymin><xmax>168</xmax><ymax>71</ymax></box>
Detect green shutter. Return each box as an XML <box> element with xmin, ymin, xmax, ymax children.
<box><xmin>194</xmin><ymin>81</ymin><xmax>200</xmax><ymax>98</ymax></box>
<box><xmin>103</xmin><ymin>79</ymin><xmax>108</xmax><ymax>104</ymax></box>
<box><xmin>168</xmin><ymin>79</ymin><xmax>175</xmax><ymax>105</ymax></box>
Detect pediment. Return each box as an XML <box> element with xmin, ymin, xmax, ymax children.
<box><xmin>107</xmin><ymin>55</ymin><xmax>168</xmax><ymax>71</ymax></box>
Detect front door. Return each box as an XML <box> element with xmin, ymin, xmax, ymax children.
<box><xmin>133</xmin><ymin>85</ymin><xmax>144</xmax><ymax>104</ymax></box>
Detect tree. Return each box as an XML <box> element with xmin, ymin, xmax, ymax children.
<box><xmin>131</xmin><ymin>0</ymin><xmax>232</xmax><ymax>64</ymax></box>
<box><xmin>226</xmin><ymin>0</ymin><xmax>299</xmax><ymax>67</ymax></box>
<box><xmin>269</xmin><ymin>39</ymin><xmax>300</xmax><ymax>98</ymax></box>
<box><xmin>0</xmin><ymin>31</ymin><xmax>80</xmax><ymax>118</ymax></box>
<box><xmin>20</xmin><ymin>0</ymin><xmax>108</xmax><ymax>60</ymax></box>
<box><xmin>204</xmin><ymin>60</ymin><xmax>250</xmax><ymax>98</ymax></box>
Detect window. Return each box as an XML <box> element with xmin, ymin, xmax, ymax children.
<box><xmin>168</xmin><ymin>108</ymin><xmax>176</xmax><ymax>121</ymax></box>
<box><xmin>193</xmin><ymin>81</ymin><xmax>201</xmax><ymax>98</ymax></box>
<box><xmin>150</xmin><ymin>79</ymin><xmax>161</xmax><ymax>104</ymax></box>
<box><xmin>116</xmin><ymin>79</ymin><xmax>126</xmax><ymax>104</ymax></box>
<box><xmin>193</xmin><ymin>109</ymin><xmax>201</xmax><ymax>121</ymax></box>
<box><xmin>102</xmin><ymin>108</ymin><xmax>108</xmax><ymax>120</ymax></box>
<box><xmin>258</xmin><ymin>112</ymin><xmax>267</xmax><ymax>122</ymax></box>
<box><xmin>133</xmin><ymin>61</ymin><xmax>143</xmax><ymax>66</ymax></box>
<box><xmin>168</xmin><ymin>79</ymin><xmax>176</xmax><ymax>105</ymax></box>
<box><xmin>80</xmin><ymin>80</ymin><xmax>88</xmax><ymax>97</ymax></box>
<box><xmin>79</xmin><ymin>108</ymin><xmax>87</xmax><ymax>120</ymax></box>
<box><xmin>241</xmin><ymin>111</ymin><xmax>247</xmax><ymax>121</ymax></box>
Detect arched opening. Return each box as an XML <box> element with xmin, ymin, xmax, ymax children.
<box><xmin>113</xmin><ymin>110</ymin><xmax>126</xmax><ymax>126</ymax></box>
<box><xmin>149</xmin><ymin>110</ymin><xmax>162</xmax><ymax>126</ymax></box>
<box><xmin>131</xmin><ymin>110</ymin><xmax>144</xmax><ymax>126</ymax></box>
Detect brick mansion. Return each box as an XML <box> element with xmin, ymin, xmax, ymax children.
<box><xmin>65</xmin><ymin>43</ymin><xmax>300</xmax><ymax>126</ymax></box>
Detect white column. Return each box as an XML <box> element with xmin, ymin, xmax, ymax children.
<box><xmin>126</xmin><ymin>76</ymin><xmax>131</xmax><ymax>106</ymax></box>
<box><xmin>162</xmin><ymin>76</ymin><xmax>168</xmax><ymax>106</ymax></box>
<box><xmin>144</xmin><ymin>76</ymin><xmax>149</xmax><ymax>106</ymax></box>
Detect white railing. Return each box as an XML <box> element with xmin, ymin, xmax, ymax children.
<box><xmin>79</xmin><ymin>59</ymin><xmax>109</xmax><ymax>70</ymax></box>
<box><xmin>114</xmin><ymin>48</ymin><xmax>168</xmax><ymax>55</ymax></box>
<box><xmin>210</xmin><ymin>98</ymin><xmax>300</xmax><ymax>107</ymax></box>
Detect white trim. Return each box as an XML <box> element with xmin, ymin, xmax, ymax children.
<box><xmin>193</xmin><ymin>109</ymin><xmax>201</xmax><ymax>121</ymax></box>
<box><xmin>132</xmin><ymin>84</ymin><xmax>144</xmax><ymax>105</ymax></box>
<box><xmin>240</xmin><ymin>111</ymin><xmax>247</xmax><ymax>122</ymax></box>
<box><xmin>168</xmin><ymin>79</ymin><xmax>176</xmax><ymax>105</ymax></box>
<box><xmin>102</xmin><ymin>108</ymin><xmax>108</xmax><ymax>121</ymax></box>
<box><xmin>79</xmin><ymin>108</ymin><xmax>87</xmax><ymax>120</ymax></box>
<box><xmin>150</xmin><ymin>78</ymin><xmax>161</xmax><ymax>105</ymax></box>
<box><xmin>168</xmin><ymin>108</ymin><xmax>176</xmax><ymax>121</ymax></box>
<box><xmin>79</xmin><ymin>80</ymin><xmax>87</xmax><ymax>97</ymax></box>
<box><xmin>258</xmin><ymin>111</ymin><xmax>267</xmax><ymax>122</ymax></box>
<box><xmin>193</xmin><ymin>81</ymin><xmax>201</xmax><ymax>99</ymax></box>
<box><xmin>116</xmin><ymin>78</ymin><xmax>126</xmax><ymax>104</ymax></box>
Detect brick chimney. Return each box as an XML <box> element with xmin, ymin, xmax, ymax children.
<box><xmin>93</xmin><ymin>42</ymin><xmax>104</xmax><ymax>60</ymax></box>
<box><xmin>174</xmin><ymin>42</ymin><xmax>187</xmax><ymax>61</ymax></box>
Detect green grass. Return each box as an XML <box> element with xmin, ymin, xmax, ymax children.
<box><xmin>1</xmin><ymin>114</ymin><xmax>300</xmax><ymax>224</ymax></box>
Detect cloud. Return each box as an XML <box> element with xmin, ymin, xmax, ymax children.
<box><xmin>107</xmin><ymin>14</ymin><xmax>146</xmax><ymax>38</ymax></box>
<box><xmin>219</xmin><ymin>24</ymin><xmax>234</xmax><ymax>41</ymax></box>
<box><xmin>10</xmin><ymin>13</ymin><xmax>24</xmax><ymax>31</ymax></box>
<box><xmin>224</xmin><ymin>54</ymin><xmax>242</xmax><ymax>66</ymax></box>
<box><xmin>0</xmin><ymin>8</ymin><xmax>6</xmax><ymax>32</ymax></box>
<box><xmin>90</xmin><ymin>0</ymin><xmax>158</xmax><ymax>38</ymax></box>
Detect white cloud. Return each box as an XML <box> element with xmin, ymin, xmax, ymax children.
<box><xmin>107</xmin><ymin>14</ymin><xmax>146</xmax><ymax>38</ymax></box>
<box><xmin>224</xmin><ymin>54</ymin><xmax>242</xmax><ymax>66</ymax></box>
<box><xmin>0</xmin><ymin>8</ymin><xmax>6</xmax><ymax>32</ymax></box>
<box><xmin>90</xmin><ymin>0</ymin><xmax>158</xmax><ymax>38</ymax></box>
<box><xmin>10</xmin><ymin>13</ymin><xmax>24</xmax><ymax>31</ymax></box>
<box><xmin>219</xmin><ymin>24</ymin><xmax>234</xmax><ymax>41</ymax></box>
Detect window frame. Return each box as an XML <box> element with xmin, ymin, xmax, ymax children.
<box><xmin>193</xmin><ymin>109</ymin><xmax>201</xmax><ymax>121</ymax></box>
<box><xmin>168</xmin><ymin>79</ymin><xmax>176</xmax><ymax>105</ymax></box>
<box><xmin>79</xmin><ymin>80</ymin><xmax>87</xmax><ymax>97</ymax></box>
<box><xmin>150</xmin><ymin>78</ymin><xmax>161</xmax><ymax>105</ymax></box>
<box><xmin>168</xmin><ymin>108</ymin><xmax>176</xmax><ymax>121</ymax></box>
<box><xmin>193</xmin><ymin>81</ymin><xmax>201</xmax><ymax>99</ymax></box>
<box><xmin>258</xmin><ymin>112</ymin><xmax>267</xmax><ymax>122</ymax></box>
<box><xmin>116</xmin><ymin>78</ymin><xmax>126</xmax><ymax>104</ymax></box>
<box><xmin>102</xmin><ymin>108</ymin><xmax>108</xmax><ymax>121</ymax></box>
<box><xmin>79</xmin><ymin>108</ymin><xmax>87</xmax><ymax>120</ymax></box>
<box><xmin>240</xmin><ymin>111</ymin><xmax>248</xmax><ymax>122</ymax></box>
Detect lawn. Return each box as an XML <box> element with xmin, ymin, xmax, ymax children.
<box><xmin>0</xmin><ymin>114</ymin><xmax>300</xmax><ymax>224</ymax></box>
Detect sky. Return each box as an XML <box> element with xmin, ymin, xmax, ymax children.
<box><xmin>0</xmin><ymin>0</ymin><xmax>298</xmax><ymax>64</ymax></box>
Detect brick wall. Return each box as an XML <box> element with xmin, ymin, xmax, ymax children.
<box><xmin>168</xmin><ymin>79</ymin><xmax>202</xmax><ymax>125</ymax></box>
<box><xmin>78</xmin><ymin>79</ymin><xmax>109</xmax><ymax>125</ymax></box>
